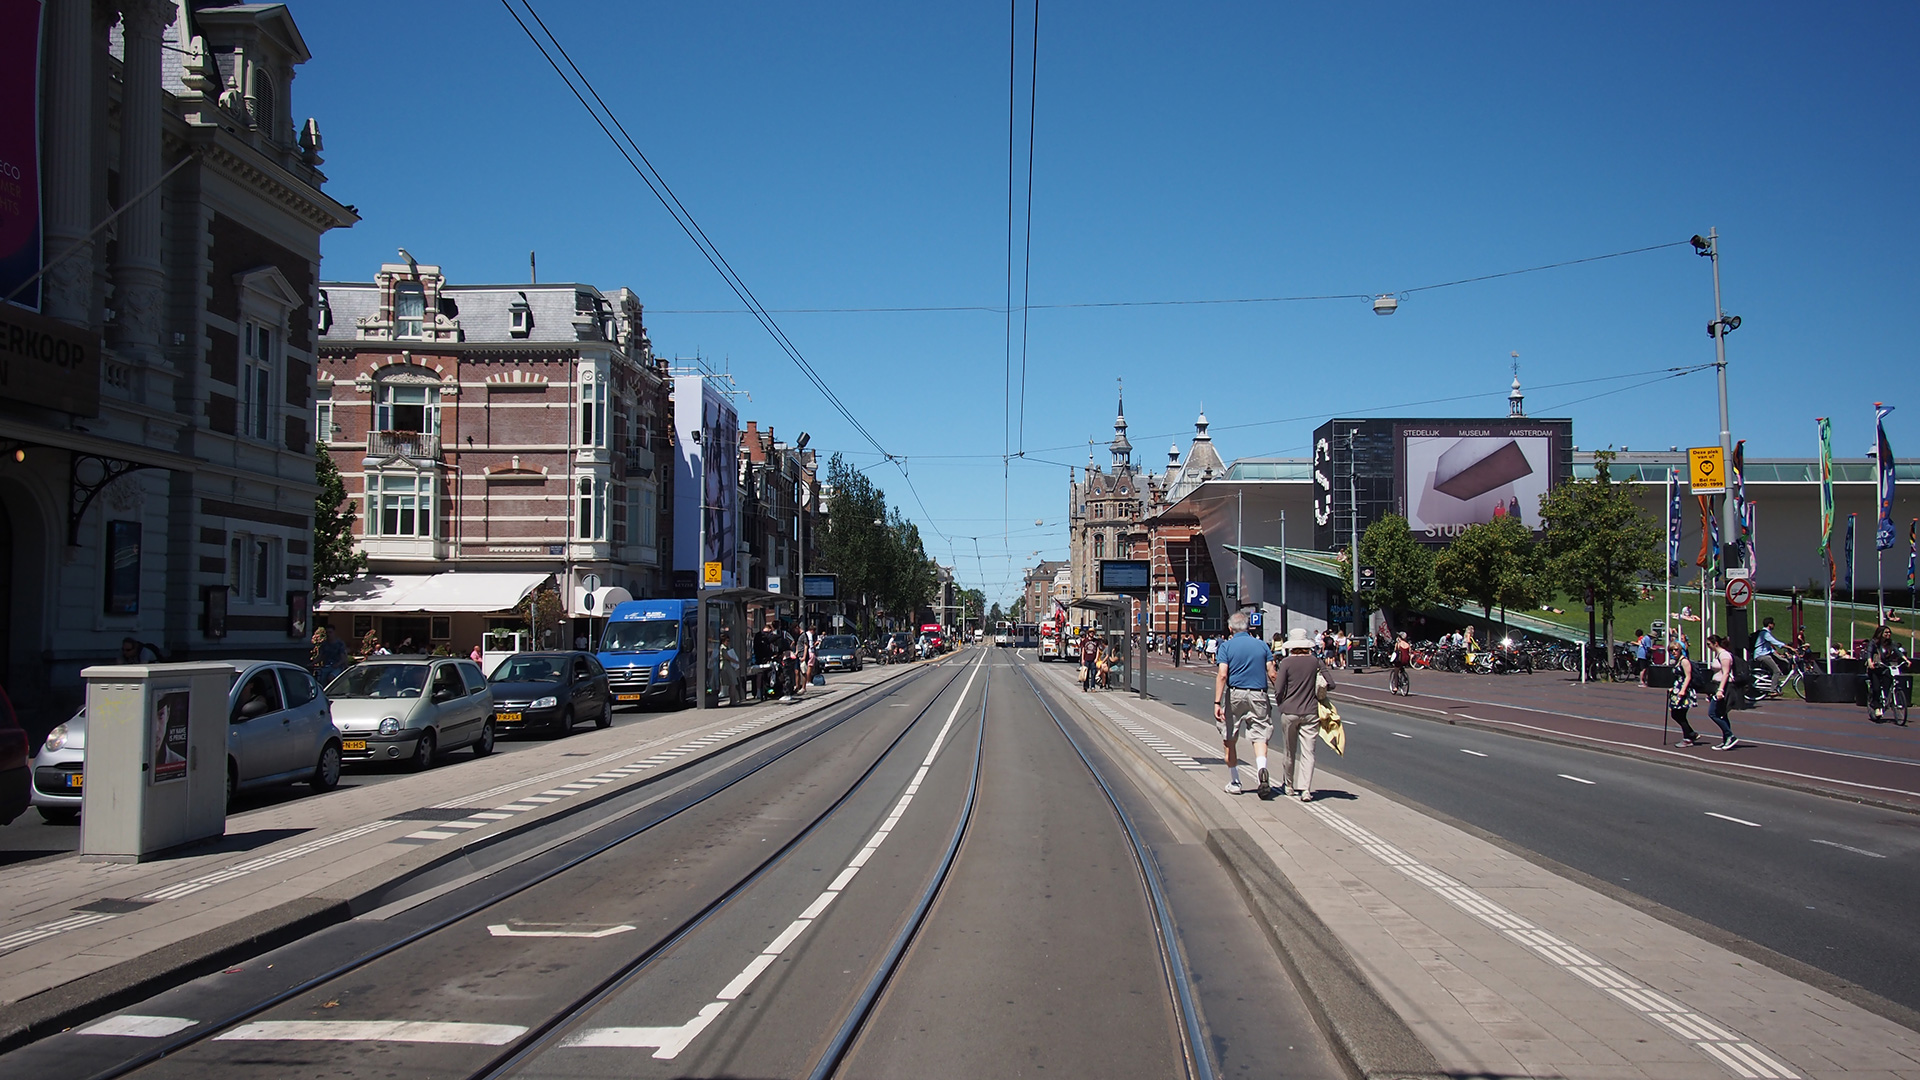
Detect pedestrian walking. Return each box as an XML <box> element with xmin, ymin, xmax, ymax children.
<box><xmin>1273</xmin><ymin>628</ymin><xmax>1333</xmax><ymax>801</ymax></box>
<box><xmin>312</xmin><ymin>626</ymin><xmax>348</xmax><ymax>685</ymax></box>
<box><xmin>1705</xmin><ymin>633</ymin><xmax>1738</xmax><ymax>749</ymax></box>
<box><xmin>1633</xmin><ymin>629</ymin><xmax>1651</xmax><ymax>686</ymax></box>
<box><xmin>1081</xmin><ymin>637</ymin><xmax>1098</xmax><ymax>693</ymax></box>
<box><xmin>1213</xmin><ymin>611</ymin><xmax>1278</xmax><ymax>797</ymax></box>
<box><xmin>1667</xmin><ymin>636</ymin><xmax>1703</xmax><ymax>746</ymax></box>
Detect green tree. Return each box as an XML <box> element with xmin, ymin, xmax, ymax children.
<box><xmin>819</xmin><ymin>454</ymin><xmax>892</xmax><ymax>630</ymax></box>
<box><xmin>1358</xmin><ymin>514</ymin><xmax>1435</xmax><ymax>631</ymax></box>
<box><xmin>312</xmin><ymin>445</ymin><xmax>365</xmax><ymax>595</ymax></box>
<box><xmin>988</xmin><ymin>602</ymin><xmax>1006</xmax><ymax>626</ymax></box>
<box><xmin>1431</xmin><ymin>516</ymin><xmax>1542</xmax><ymax>638</ymax></box>
<box><xmin>1539</xmin><ymin>450</ymin><xmax>1662</xmax><ymax>660</ymax></box>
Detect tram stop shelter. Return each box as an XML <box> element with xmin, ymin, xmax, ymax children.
<box><xmin>1070</xmin><ymin>595</ymin><xmax>1139</xmax><ymax>695</ymax></box>
<box><xmin>695</xmin><ymin>586</ymin><xmax>791</xmax><ymax>708</ymax></box>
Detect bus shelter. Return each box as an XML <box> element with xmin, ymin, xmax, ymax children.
<box><xmin>695</xmin><ymin>586</ymin><xmax>789</xmax><ymax>709</ymax></box>
<box><xmin>1069</xmin><ymin>596</ymin><xmax>1138</xmax><ymax>694</ymax></box>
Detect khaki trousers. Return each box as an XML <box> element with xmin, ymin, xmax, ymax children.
<box><xmin>1279</xmin><ymin>712</ymin><xmax>1317</xmax><ymax>795</ymax></box>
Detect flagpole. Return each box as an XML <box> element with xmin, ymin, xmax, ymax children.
<box><xmin>1664</xmin><ymin>467</ymin><xmax>1673</xmax><ymax>659</ymax></box>
<box><xmin>1878</xmin><ymin>404</ymin><xmax>1886</xmax><ymax>625</ymax></box>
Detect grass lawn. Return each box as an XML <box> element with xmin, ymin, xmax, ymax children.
<box><xmin>1516</xmin><ymin>588</ymin><xmax>1919</xmax><ymax>656</ymax></box>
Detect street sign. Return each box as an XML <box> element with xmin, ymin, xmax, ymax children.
<box><xmin>1688</xmin><ymin>446</ymin><xmax>1727</xmax><ymax>494</ymax></box>
<box><xmin>1249</xmin><ymin>610</ymin><xmax>1263</xmax><ymax>630</ymax></box>
<box><xmin>1358</xmin><ymin>567</ymin><xmax>1378</xmax><ymax>591</ymax></box>
<box><xmin>1183</xmin><ymin>581</ymin><xmax>1211</xmax><ymax>615</ymax></box>
<box><xmin>1726</xmin><ymin>577</ymin><xmax>1753</xmax><ymax>608</ymax></box>
<box><xmin>702</xmin><ymin>561</ymin><xmax>723</xmax><ymax>585</ymax></box>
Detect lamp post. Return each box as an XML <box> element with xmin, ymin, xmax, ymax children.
<box><xmin>1694</xmin><ymin>229</ymin><xmax>1746</xmax><ymax>689</ymax></box>
<box><xmin>1347</xmin><ymin>427</ymin><xmax>1362</xmax><ymax>638</ymax></box>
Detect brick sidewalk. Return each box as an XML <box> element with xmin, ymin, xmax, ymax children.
<box><xmin>1150</xmin><ymin>654</ymin><xmax>1920</xmax><ymax>811</ymax></box>
<box><xmin>0</xmin><ymin>661</ymin><xmax>917</xmax><ymax>1045</ymax></box>
<box><xmin>1040</xmin><ymin>661</ymin><xmax>1920</xmax><ymax>1080</ymax></box>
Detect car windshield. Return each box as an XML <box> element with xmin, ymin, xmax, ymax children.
<box><xmin>601</xmin><ymin>620</ymin><xmax>679</xmax><ymax>652</ymax></box>
<box><xmin>491</xmin><ymin>657</ymin><xmax>564</xmax><ymax>683</ymax></box>
<box><xmin>820</xmin><ymin>635</ymin><xmax>857</xmax><ymax>651</ymax></box>
<box><xmin>327</xmin><ymin>663</ymin><xmax>428</xmax><ymax>699</ymax></box>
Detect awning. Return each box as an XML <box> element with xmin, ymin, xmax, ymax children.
<box><xmin>317</xmin><ymin>572</ymin><xmax>552</xmax><ymax>614</ymax></box>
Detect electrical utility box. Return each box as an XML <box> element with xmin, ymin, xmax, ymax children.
<box><xmin>78</xmin><ymin>663</ymin><xmax>232</xmax><ymax>861</ymax></box>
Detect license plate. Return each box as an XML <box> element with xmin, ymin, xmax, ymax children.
<box><xmin>497</xmin><ymin>712</ymin><xmax>523</xmax><ymax>723</ymax></box>
<box><xmin>66</xmin><ymin>773</ymin><xmax>83</xmax><ymax>789</ymax></box>
<box><xmin>342</xmin><ymin>739</ymin><xmax>367</xmax><ymax>752</ymax></box>
<box><xmin>616</xmin><ymin>694</ymin><xmax>642</xmax><ymax>702</ymax></box>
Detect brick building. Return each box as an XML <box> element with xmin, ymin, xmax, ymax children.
<box><xmin>314</xmin><ymin>260</ymin><xmax>672</xmax><ymax>651</ymax></box>
<box><xmin>737</xmin><ymin>419</ymin><xmax>819</xmax><ymax>597</ymax></box>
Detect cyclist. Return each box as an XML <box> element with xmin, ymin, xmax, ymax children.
<box><xmin>1390</xmin><ymin>631</ymin><xmax>1413</xmax><ymax>696</ymax></box>
<box><xmin>1867</xmin><ymin>624</ymin><xmax>1907</xmax><ymax>722</ymax></box>
<box><xmin>1751</xmin><ymin>617</ymin><xmax>1789</xmax><ymax>699</ymax></box>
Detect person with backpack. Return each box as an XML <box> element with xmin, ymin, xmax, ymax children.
<box><xmin>1390</xmin><ymin>631</ymin><xmax>1413</xmax><ymax>696</ymax></box>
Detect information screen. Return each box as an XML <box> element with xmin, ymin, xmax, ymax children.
<box><xmin>801</xmin><ymin>573</ymin><xmax>838</xmax><ymax>599</ymax></box>
<box><xmin>1098</xmin><ymin>559</ymin><xmax>1151</xmax><ymax>593</ymax></box>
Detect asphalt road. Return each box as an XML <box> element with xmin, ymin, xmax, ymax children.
<box><xmin>1142</xmin><ymin>661</ymin><xmax>1920</xmax><ymax>1016</ymax></box>
<box><xmin>4</xmin><ymin>649</ymin><xmax>1341</xmax><ymax>1080</ymax></box>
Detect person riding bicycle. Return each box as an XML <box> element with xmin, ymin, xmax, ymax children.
<box><xmin>1867</xmin><ymin>624</ymin><xmax>1907</xmax><ymax>722</ymax></box>
<box><xmin>1751</xmin><ymin>617</ymin><xmax>1789</xmax><ymax>698</ymax></box>
<box><xmin>1390</xmin><ymin>631</ymin><xmax>1413</xmax><ymax>696</ymax></box>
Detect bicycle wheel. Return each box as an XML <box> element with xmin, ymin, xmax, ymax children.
<box><xmin>1896</xmin><ymin>679</ymin><xmax>1911</xmax><ymax>726</ymax></box>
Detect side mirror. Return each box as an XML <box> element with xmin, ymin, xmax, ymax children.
<box><xmin>432</xmin><ymin>687</ymin><xmax>454</xmax><ymax>703</ymax></box>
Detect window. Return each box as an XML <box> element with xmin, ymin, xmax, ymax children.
<box><xmin>580</xmin><ymin>376</ymin><xmax>607</xmax><ymax>446</ymax></box>
<box><xmin>315</xmin><ymin>390</ymin><xmax>333</xmax><ymax>445</ymax></box>
<box><xmin>279</xmin><ymin>668</ymin><xmax>317</xmax><ymax>709</ymax></box>
<box><xmin>509</xmin><ymin>294</ymin><xmax>532</xmax><ymax>337</ymax></box>
<box><xmin>1093</xmin><ymin>534</ymin><xmax>1105</xmax><ymax>559</ymax></box>
<box><xmin>229</xmin><ymin>537</ymin><xmax>243</xmax><ymax>592</ymax></box>
<box><xmin>375</xmin><ymin>384</ymin><xmax>434</xmax><ymax>434</ymax></box>
<box><xmin>241</xmin><ymin>320</ymin><xmax>275</xmax><ymax>440</ymax></box>
<box><xmin>252</xmin><ymin>539</ymin><xmax>272</xmax><ymax>601</ymax></box>
<box><xmin>253</xmin><ymin>70</ymin><xmax>279</xmax><ymax>142</ymax></box>
<box><xmin>394</xmin><ymin>281</ymin><xmax>425</xmax><ymax>338</ymax></box>
<box><xmin>576</xmin><ymin>477</ymin><xmax>606</xmax><ymax>540</ymax></box>
<box><xmin>369</xmin><ymin>472</ymin><xmax>432</xmax><ymax>537</ymax></box>
<box><xmin>316</xmin><ymin>290</ymin><xmax>333</xmax><ymax>335</ymax></box>
<box><xmin>1093</xmin><ymin>503</ymin><xmax>1104</xmax><ymax>519</ymax></box>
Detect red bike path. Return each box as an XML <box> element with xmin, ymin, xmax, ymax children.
<box><xmin>1144</xmin><ymin>652</ymin><xmax>1920</xmax><ymax>812</ymax></box>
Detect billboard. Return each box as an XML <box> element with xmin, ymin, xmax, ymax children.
<box><xmin>0</xmin><ymin>1</ymin><xmax>44</xmax><ymax>311</ymax></box>
<box><xmin>1395</xmin><ymin>420</ymin><xmax>1570</xmax><ymax>540</ymax></box>
<box><xmin>672</xmin><ymin>374</ymin><xmax>739</xmax><ymax>590</ymax></box>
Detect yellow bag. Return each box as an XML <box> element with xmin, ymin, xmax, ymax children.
<box><xmin>1316</xmin><ymin>701</ymin><xmax>1345</xmax><ymax>755</ymax></box>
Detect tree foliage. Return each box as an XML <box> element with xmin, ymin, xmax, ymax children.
<box><xmin>1432</xmin><ymin>516</ymin><xmax>1543</xmax><ymax>634</ymax></box>
<box><xmin>1539</xmin><ymin>450</ymin><xmax>1662</xmax><ymax>651</ymax></box>
<box><xmin>313</xmin><ymin>445</ymin><xmax>366</xmax><ymax>596</ymax></box>
<box><xmin>818</xmin><ymin>454</ymin><xmax>939</xmax><ymax>629</ymax></box>
<box><xmin>1357</xmin><ymin>515</ymin><xmax>1436</xmax><ymax>628</ymax></box>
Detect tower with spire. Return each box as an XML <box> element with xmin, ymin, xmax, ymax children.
<box><xmin>1109</xmin><ymin>379</ymin><xmax>1133</xmax><ymax>471</ymax></box>
<box><xmin>1068</xmin><ymin>383</ymin><xmax>1148</xmax><ymax>601</ymax></box>
<box><xmin>1509</xmin><ymin>351</ymin><xmax>1525</xmax><ymax>418</ymax></box>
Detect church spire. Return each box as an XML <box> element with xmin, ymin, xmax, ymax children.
<box><xmin>1108</xmin><ymin>377</ymin><xmax>1133</xmax><ymax>471</ymax></box>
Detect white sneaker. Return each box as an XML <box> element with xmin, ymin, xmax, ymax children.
<box><xmin>1224</xmin><ymin>780</ymin><xmax>1243</xmax><ymax>795</ymax></box>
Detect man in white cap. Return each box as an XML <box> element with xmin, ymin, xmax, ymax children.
<box><xmin>1274</xmin><ymin>626</ymin><xmax>1335</xmax><ymax>802</ymax></box>
<box><xmin>1213</xmin><ymin>609</ymin><xmax>1277</xmax><ymax>796</ymax></box>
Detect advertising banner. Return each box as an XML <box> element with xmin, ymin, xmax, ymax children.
<box><xmin>1395</xmin><ymin>420</ymin><xmax>1567</xmax><ymax>541</ymax></box>
<box><xmin>0</xmin><ymin>1</ymin><xmax>42</xmax><ymax>312</ymax></box>
<box><xmin>672</xmin><ymin>374</ymin><xmax>739</xmax><ymax>590</ymax></box>
<box><xmin>151</xmin><ymin>689</ymin><xmax>189</xmax><ymax>785</ymax></box>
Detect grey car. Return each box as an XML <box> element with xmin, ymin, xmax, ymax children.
<box><xmin>30</xmin><ymin>660</ymin><xmax>343</xmax><ymax>820</ymax></box>
<box><xmin>325</xmin><ymin>658</ymin><xmax>495</xmax><ymax>770</ymax></box>
<box><xmin>815</xmin><ymin>634</ymin><xmax>862</xmax><ymax>673</ymax></box>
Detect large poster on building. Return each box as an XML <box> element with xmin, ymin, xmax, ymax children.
<box><xmin>1395</xmin><ymin>420</ymin><xmax>1569</xmax><ymax>540</ymax></box>
<box><xmin>0</xmin><ymin>1</ymin><xmax>44</xmax><ymax>311</ymax></box>
<box><xmin>672</xmin><ymin>374</ymin><xmax>738</xmax><ymax>589</ymax></box>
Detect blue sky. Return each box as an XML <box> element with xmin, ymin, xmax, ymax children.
<box><xmin>300</xmin><ymin>2</ymin><xmax>1918</xmax><ymax>602</ymax></box>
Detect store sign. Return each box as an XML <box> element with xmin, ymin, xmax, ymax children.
<box><xmin>0</xmin><ymin>301</ymin><xmax>100</xmax><ymax>416</ymax></box>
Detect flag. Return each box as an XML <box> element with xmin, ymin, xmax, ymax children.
<box><xmin>1667</xmin><ymin>468</ymin><xmax>1682</xmax><ymax>577</ymax></box>
<box><xmin>1745</xmin><ymin>501</ymin><xmax>1758</xmax><ymax>579</ymax></box>
<box><xmin>1877</xmin><ymin>404</ymin><xmax>1897</xmax><ymax>551</ymax></box>
<box><xmin>1908</xmin><ymin>518</ymin><xmax>1917</xmax><ymax>593</ymax></box>
<box><xmin>1731</xmin><ymin>439</ymin><xmax>1747</xmax><ymax>526</ymax></box>
<box><xmin>1818</xmin><ymin>417</ymin><xmax>1835</xmax><ymax>559</ymax></box>
<box><xmin>1696</xmin><ymin>494</ymin><xmax>1712</xmax><ymax>569</ymax></box>
<box><xmin>1709</xmin><ymin>511</ymin><xmax>1722</xmax><ymax>578</ymax></box>
<box><xmin>1845</xmin><ymin>513</ymin><xmax>1856</xmax><ymax>592</ymax></box>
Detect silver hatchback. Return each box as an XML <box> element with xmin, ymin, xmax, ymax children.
<box><xmin>325</xmin><ymin>658</ymin><xmax>495</xmax><ymax>769</ymax></box>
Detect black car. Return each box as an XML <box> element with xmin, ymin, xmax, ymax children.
<box><xmin>816</xmin><ymin>634</ymin><xmax>862</xmax><ymax>672</ymax></box>
<box><xmin>487</xmin><ymin>652</ymin><xmax>611</xmax><ymax>737</ymax></box>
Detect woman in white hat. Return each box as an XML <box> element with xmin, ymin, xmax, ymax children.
<box><xmin>1273</xmin><ymin>627</ymin><xmax>1335</xmax><ymax>801</ymax></box>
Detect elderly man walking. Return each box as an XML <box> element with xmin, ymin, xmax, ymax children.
<box><xmin>1213</xmin><ymin>610</ymin><xmax>1278</xmax><ymax>797</ymax></box>
<box><xmin>1274</xmin><ymin>627</ymin><xmax>1335</xmax><ymax>802</ymax></box>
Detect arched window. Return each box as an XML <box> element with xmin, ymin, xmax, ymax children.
<box><xmin>1093</xmin><ymin>534</ymin><xmax>1105</xmax><ymax>559</ymax></box>
<box><xmin>253</xmin><ymin>69</ymin><xmax>278</xmax><ymax>142</ymax></box>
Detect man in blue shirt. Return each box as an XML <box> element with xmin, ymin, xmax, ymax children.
<box><xmin>1214</xmin><ymin>609</ymin><xmax>1279</xmax><ymax>797</ymax></box>
<box><xmin>1752</xmin><ymin>617</ymin><xmax>1788</xmax><ymax>698</ymax></box>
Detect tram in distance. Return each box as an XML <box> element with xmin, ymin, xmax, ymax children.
<box><xmin>993</xmin><ymin>620</ymin><xmax>1013</xmax><ymax>647</ymax></box>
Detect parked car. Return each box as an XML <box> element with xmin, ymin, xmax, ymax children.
<box><xmin>487</xmin><ymin>652</ymin><xmax>610</xmax><ymax>737</ymax></box>
<box><xmin>0</xmin><ymin>685</ymin><xmax>29</xmax><ymax>826</ymax></box>
<box><xmin>325</xmin><ymin>658</ymin><xmax>494</xmax><ymax>770</ymax></box>
<box><xmin>815</xmin><ymin>635</ymin><xmax>862</xmax><ymax>673</ymax></box>
<box><xmin>30</xmin><ymin>660</ymin><xmax>342</xmax><ymax>819</ymax></box>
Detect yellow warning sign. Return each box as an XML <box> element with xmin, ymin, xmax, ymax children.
<box><xmin>703</xmin><ymin>561</ymin><xmax>723</xmax><ymax>586</ymax></box>
<box><xmin>1688</xmin><ymin>446</ymin><xmax>1726</xmax><ymax>494</ymax></box>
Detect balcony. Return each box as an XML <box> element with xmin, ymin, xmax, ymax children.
<box><xmin>625</xmin><ymin>444</ymin><xmax>656</xmax><ymax>477</ymax></box>
<box><xmin>365</xmin><ymin>430</ymin><xmax>442</xmax><ymax>462</ymax></box>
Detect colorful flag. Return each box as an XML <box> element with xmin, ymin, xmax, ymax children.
<box><xmin>1909</xmin><ymin>518</ymin><xmax>1917</xmax><ymax>593</ymax></box>
<box><xmin>1745</xmin><ymin>501</ymin><xmax>1758</xmax><ymax>579</ymax></box>
<box><xmin>1696</xmin><ymin>494</ymin><xmax>1712</xmax><ymax>569</ymax></box>
<box><xmin>1709</xmin><ymin>511</ymin><xmax>1722</xmax><ymax>578</ymax></box>
<box><xmin>1818</xmin><ymin>417</ymin><xmax>1835</xmax><ymax>559</ymax></box>
<box><xmin>1877</xmin><ymin>404</ymin><xmax>1898</xmax><ymax>551</ymax></box>
<box><xmin>1667</xmin><ymin>467</ymin><xmax>1682</xmax><ymax>577</ymax></box>
<box><xmin>1845</xmin><ymin>513</ymin><xmax>1856</xmax><ymax>592</ymax></box>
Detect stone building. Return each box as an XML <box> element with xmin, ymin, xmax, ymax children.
<box><xmin>313</xmin><ymin>260</ymin><xmax>672</xmax><ymax>651</ymax></box>
<box><xmin>0</xmin><ymin>0</ymin><xmax>354</xmax><ymax>719</ymax></box>
<box><xmin>737</xmin><ymin>419</ymin><xmax>819</xmax><ymax>598</ymax></box>
<box><xmin>1067</xmin><ymin>392</ymin><xmax>1154</xmax><ymax>616</ymax></box>
<box><xmin>1021</xmin><ymin>559</ymin><xmax>1069</xmax><ymax>622</ymax></box>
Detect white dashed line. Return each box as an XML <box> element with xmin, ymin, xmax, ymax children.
<box><xmin>1391</xmin><ymin>732</ymin><xmax>1412</xmax><ymax>739</ymax></box>
<box><xmin>1810</xmin><ymin>838</ymin><xmax>1885</xmax><ymax>858</ymax></box>
<box><xmin>1558</xmin><ymin>774</ymin><xmax>1595</xmax><ymax>785</ymax></box>
<box><xmin>215</xmin><ymin>1020</ymin><xmax>529</xmax><ymax>1045</ymax></box>
<box><xmin>1706</xmin><ymin>812</ymin><xmax>1762</xmax><ymax>828</ymax></box>
<box><xmin>1459</xmin><ymin>749</ymin><xmax>1488</xmax><ymax>757</ymax></box>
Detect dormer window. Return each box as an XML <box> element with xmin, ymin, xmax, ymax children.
<box><xmin>394</xmin><ymin>281</ymin><xmax>425</xmax><ymax>338</ymax></box>
<box><xmin>316</xmin><ymin>290</ymin><xmax>333</xmax><ymax>335</ymax></box>
<box><xmin>509</xmin><ymin>294</ymin><xmax>532</xmax><ymax>338</ymax></box>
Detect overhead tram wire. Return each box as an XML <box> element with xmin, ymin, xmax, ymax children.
<box><xmin>500</xmin><ymin>0</ymin><xmax>891</xmax><ymax>466</ymax></box>
<box><xmin>1016</xmin><ymin>0</ymin><xmax>1039</xmax><ymax>455</ymax></box>
<box><xmin>1003</xmin><ymin>0</ymin><xmax>1018</xmax><ymax>559</ymax></box>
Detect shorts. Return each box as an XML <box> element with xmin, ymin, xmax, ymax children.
<box><xmin>1217</xmin><ymin>687</ymin><xmax>1272</xmax><ymax>743</ymax></box>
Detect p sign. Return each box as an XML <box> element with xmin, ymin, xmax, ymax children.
<box><xmin>1183</xmin><ymin>581</ymin><xmax>1211</xmax><ymax>616</ymax></box>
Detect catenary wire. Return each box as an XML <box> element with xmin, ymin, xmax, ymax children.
<box><xmin>1016</xmin><ymin>0</ymin><xmax>1040</xmax><ymax>454</ymax></box>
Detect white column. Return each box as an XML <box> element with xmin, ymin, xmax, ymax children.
<box><xmin>108</xmin><ymin>0</ymin><xmax>175</xmax><ymax>360</ymax></box>
<box><xmin>41</xmin><ymin>0</ymin><xmax>95</xmax><ymax>324</ymax></box>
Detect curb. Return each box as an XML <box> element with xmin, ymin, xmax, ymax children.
<box><xmin>1039</xmin><ymin>668</ymin><xmax>1446</xmax><ymax>1080</ymax></box>
<box><xmin>0</xmin><ymin>666</ymin><xmax>916</xmax><ymax>1054</ymax></box>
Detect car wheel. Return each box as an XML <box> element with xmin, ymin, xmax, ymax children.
<box><xmin>472</xmin><ymin>720</ymin><xmax>495</xmax><ymax>758</ymax></box>
<box><xmin>226</xmin><ymin>761</ymin><xmax>238</xmax><ymax>806</ymax></box>
<box><xmin>409</xmin><ymin>730</ymin><xmax>437</xmax><ymax>771</ymax></box>
<box><xmin>310</xmin><ymin>742</ymin><xmax>342</xmax><ymax>792</ymax></box>
<box><xmin>595</xmin><ymin>703</ymin><xmax>611</xmax><ymax>729</ymax></box>
<box><xmin>553</xmin><ymin>708</ymin><xmax>574</xmax><ymax>737</ymax></box>
<box><xmin>37</xmin><ymin>806</ymin><xmax>79</xmax><ymax>825</ymax></box>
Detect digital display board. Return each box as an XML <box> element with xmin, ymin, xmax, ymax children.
<box><xmin>1098</xmin><ymin>559</ymin><xmax>1151</xmax><ymax>593</ymax></box>
<box><xmin>801</xmin><ymin>573</ymin><xmax>838</xmax><ymax>599</ymax></box>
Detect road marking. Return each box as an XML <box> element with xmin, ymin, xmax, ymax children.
<box><xmin>1391</xmin><ymin>732</ymin><xmax>1413</xmax><ymax>739</ymax></box>
<box><xmin>1304</xmin><ymin>804</ymin><xmax>1798</xmax><ymax>1079</ymax></box>
<box><xmin>487</xmin><ymin>923</ymin><xmax>636</xmax><ymax>938</ymax></box>
<box><xmin>78</xmin><ymin>1015</ymin><xmax>198</xmax><ymax>1038</ymax></box>
<box><xmin>1706</xmin><ymin>812</ymin><xmax>1762</xmax><ymax>828</ymax></box>
<box><xmin>1810</xmin><ymin>838</ymin><xmax>1886</xmax><ymax>858</ymax></box>
<box><xmin>565</xmin><ymin>652</ymin><xmax>988</xmax><ymax>1060</ymax></box>
<box><xmin>1559</xmin><ymin>774</ymin><xmax>1596</xmax><ymax>785</ymax></box>
<box><xmin>1460</xmin><ymin>749</ymin><xmax>1488</xmax><ymax>757</ymax></box>
<box><xmin>215</xmin><ymin>1020</ymin><xmax>529</xmax><ymax>1044</ymax></box>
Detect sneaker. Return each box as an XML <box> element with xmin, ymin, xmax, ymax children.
<box><xmin>1712</xmin><ymin>737</ymin><xmax>1739</xmax><ymax>750</ymax></box>
<box><xmin>1297</xmin><ymin>791</ymin><xmax>1313</xmax><ymax>803</ymax></box>
<box><xmin>1225</xmin><ymin>780</ymin><xmax>1244</xmax><ymax>795</ymax></box>
<box><xmin>779</xmin><ymin>695</ymin><xmax>796</xmax><ymax>704</ymax></box>
<box><xmin>1674</xmin><ymin>737</ymin><xmax>1695</xmax><ymax>747</ymax></box>
<box><xmin>1257</xmin><ymin>768</ymin><xmax>1271</xmax><ymax>798</ymax></box>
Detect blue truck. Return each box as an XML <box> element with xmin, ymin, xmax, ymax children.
<box><xmin>598</xmin><ymin>599</ymin><xmax>697</xmax><ymax>709</ymax></box>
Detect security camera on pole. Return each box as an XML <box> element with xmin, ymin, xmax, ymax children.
<box><xmin>1693</xmin><ymin>230</ymin><xmax>1747</xmax><ymax>702</ymax></box>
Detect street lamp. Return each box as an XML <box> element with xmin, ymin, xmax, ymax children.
<box><xmin>1694</xmin><ymin>229</ymin><xmax>1746</xmax><ymax>670</ymax></box>
<box><xmin>1372</xmin><ymin>294</ymin><xmax>1398</xmax><ymax>315</ymax></box>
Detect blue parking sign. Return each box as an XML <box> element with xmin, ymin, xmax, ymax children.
<box><xmin>1249</xmin><ymin>610</ymin><xmax>1263</xmax><ymax>630</ymax></box>
<box><xmin>1183</xmin><ymin>581</ymin><xmax>1210</xmax><ymax>615</ymax></box>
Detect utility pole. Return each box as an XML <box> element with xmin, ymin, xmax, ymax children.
<box><xmin>1348</xmin><ymin>428</ymin><xmax>1362</xmax><ymax>638</ymax></box>
<box><xmin>1280</xmin><ymin>509</ymin><xmax>1288</xmax><ymax>634</ymax></box>
<box><xmin>1235</xmin><ymin>486</ymin><xmax>1244</xmax><ymax>612</ymax></box>
<box><xmin>1695</xmin><ymin>229</ymin><xmax>1746</xmax><ymax>694</ymax></box>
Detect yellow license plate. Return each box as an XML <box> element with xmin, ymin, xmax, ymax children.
<box><xmin>616</xmin><ymin>694</ymin><xmax>643</xmax><ymax>702</ymax></box>
<box><xmin>67</xmin><ymin>773</ymin><xmax>83</xmax><ymax>789</ymax></box>
<box><xmin>342</xmin><ymin>739</ymin><xmax>367</xmax><ymax>752</ymax></box>
<box><xmin>497</xmin><ymin>712</ymin><xmax>523</xmax><ymax>723</ymax></box>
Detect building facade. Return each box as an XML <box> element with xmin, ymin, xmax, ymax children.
<box><xmin>737</xmin><ymin>419</ymin><xmax>819</xmax><ymax>599</ymax></box>
<box><xmin>1067</xmin><ymin>393</ymin><xmax>1154</xmax><ymax>612</ymax></box>
<box><xmin>315</xmin><ymin>261</ymin><xmax>672</xmax><ymax>650</ymax></box>
<box><xmin>0</xmin><ymin>0</ymin><xmax>354</xmax><ymax>720</ymax></box>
